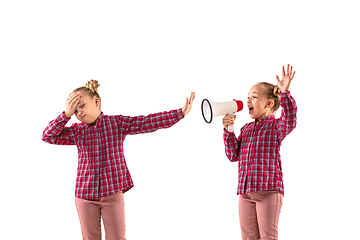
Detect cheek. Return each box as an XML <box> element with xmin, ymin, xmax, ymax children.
<box><xmin>254</xmin><ymin>101</ymin><xmax>264</xmax><ymax>111</ymax></box>
<box><xmin>252</xmin><ymin>100</ymin><xmax>259</xmax><ymax>107</ymax></box>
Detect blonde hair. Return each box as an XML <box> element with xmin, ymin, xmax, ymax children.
<box><xmin>258</xmin><ymin>82</ymin><xmax>281</xmax><ymax>112</ymax></box>
<box><xmin>73</xmin><ymin>79</ymin><xmax>101</xmax><ymax>107</ymax></box>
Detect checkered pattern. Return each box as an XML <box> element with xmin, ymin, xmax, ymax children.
<box><xmin>224</xmin><ymin>91</ymin><xmax>297</xmax><ymax>196</ymax></box>
<box><xmin>42</xmin><ymin>109</ymin><xmax>184</xmax><ymax>199</ymax></box>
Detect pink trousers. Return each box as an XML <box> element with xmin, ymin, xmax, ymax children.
<box><xmin>238</xmin><ymin>189</ymin><xmax>283</xmax><ymax>240</ymax></box>
<box><xmin>75</xmin><ymin>191</ymin><xmax>126</xmax><ymax>240</ymax></box>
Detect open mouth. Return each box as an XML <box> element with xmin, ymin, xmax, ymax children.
<box><xmin>248</xmin><ymin>107</ymin><xmax>254</xmax><ymax>114</ymax></box>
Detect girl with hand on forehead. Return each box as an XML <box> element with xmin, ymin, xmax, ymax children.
<box><xmin>223</xmin><ymin>65</ymin><xmax>297</xmax><ymax>240</ymax></box>
<box><xmin>42</xmin><ymin>80</ymin><xmax>195</xmax><ymax>240</ymax></box>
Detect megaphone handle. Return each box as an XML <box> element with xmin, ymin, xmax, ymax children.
<box><xmin>228</xmin><ymin>113</ymin><xmax>235</xmax><ymax>133</ymax></box>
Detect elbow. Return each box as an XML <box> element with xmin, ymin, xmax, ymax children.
<box><xmin>41</xmin><ymin>133</ymin><xmax>47</xmax><ymax>142</ymax></box>
<box><xmin>226</xmin><ymin>154</ymin><xmax>239</xmax><ymax>162</ymax></box>
<box><xmin>42</xmin><ymin>136</ymin><xmax>50</xmax><ymax>144</ymax></box>
<box><xmin>291</xmin><ymin>116</ymin><xmax>297</xmax><ymax>130</ymax></box>
<box><xmin>41</xmin><ymin>134</ymin><xmax>53</xmax><ymax>144</ymax></box>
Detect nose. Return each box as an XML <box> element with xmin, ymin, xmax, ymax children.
<box><xmin>75</xmin><ymin>109</ymin><xmax>82</xmax><ymax>116</ymax></box>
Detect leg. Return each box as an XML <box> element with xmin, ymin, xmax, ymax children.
<box><xmin>255</xmin><ymin>190</ymin><xmax>283</xmax><ymax>240</ymax></box>
<box><xmin>101</xmin><ymin>191</ymin><xmax>126</xmax><ymax>240</ymax></box>
<box><xmin>239</xmin><ymin>194</ymin><xmax>260</xmax><ymax>240</ymax></box>
<box><xmin>75</xmin><ymin>197</ymin><xmax>102</xmax><ymax>240</ymax></box>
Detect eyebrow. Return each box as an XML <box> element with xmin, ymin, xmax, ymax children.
<box><xmin>248</xmin><ymin>91</ymin><xmax>258</xmax><ymax>94</ymax></box>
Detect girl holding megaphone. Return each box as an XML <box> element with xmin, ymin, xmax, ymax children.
<box><xmin>223</xmin><ymin>65</ymin><xmax>297</xmax><ymax>240</ymax></box>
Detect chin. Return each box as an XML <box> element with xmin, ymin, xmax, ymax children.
<box><xmin>78</xmin><ymin>118</ymin><xmax>88</xmax><ymax>124</ymax></box>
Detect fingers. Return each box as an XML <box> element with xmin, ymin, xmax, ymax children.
<box><xmin>181</xmin><ymin>92</ymin><xmax>196</xmax><ymax>116</ymax></box>
<box><xmin>69</xmin><ymin>93</ymin><xmax>79</xmax><ymax>102</ymax></box>
<box><xmin>188</xmin><ymin>92</ymin><xmax>196</xmax><ymax>104</ymax></box>
<box><xmin>66</xmin><ymin>92</ymin><xmax>81</xmax><ymax>113</ymax></box>
<box><xmin>68</xmin><ymin>92</ymin><xmax>80</xmax><ymax>103</ymax></box>
<box><xmin>68</xmin><ymin>92</ymin><xmax>79</xmax><ymax>99</ymax></box>
<box><xmin>65</xmin><ymin>92</ymin><xmax>81</xmax><ymax>118</ymax></box>
<box><xmin>223</xmin><ymin>114</ymin><xmax>236</xmax><ymax>126</ymax></box>
<box><xmin>191</xmin><ymin>91</ymin><xmax>196</xmax><ymax>101</ymax></box>
<box><xmin>73</xmin><ymin>96</ymin><xmax>80</xmax><ymax>105</ymax></box>
<box><xmin>69</xmin><ymin>95</ymin><xmax>80</xmax><ymax>106</ymax></box>
<box><xmin>281</xmin><ymin>64</ymin><xmax>295</xmax><ymax>78</ymax></box>
<box><xmin>185</xmin><ymin>92</ymin><xmax>196</xmax><ymax>106</ymax></box>
<box><xmin>287</xmin><ymin>64</ymin><xmax>295</xmax><ymax>80</ymax></box>
<box><xmin>184</xmin><ymin>97</ymin><xmax>189</xmax><ymax>107</ymax></box>
<box><xmin>287</xmin><ymin>64</ymin><xmax>290</xmax><ymax>75</ymax></box>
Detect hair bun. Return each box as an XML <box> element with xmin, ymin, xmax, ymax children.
<box><xmin>273</xmin><ymin>85</ymin><xmax>280</xmax><ymax>98</ymax></box>
<box><xmin>85</xmin><ymin>79</ymin><xmax>100</xmax><ymax>93</ymax></box>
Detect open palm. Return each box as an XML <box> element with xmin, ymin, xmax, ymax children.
<box><xmin>276</xmin><ymin>64</ymin><xmax>295</xmax><ymax>93</ymax></box>
<box><xmin>181</xmin><ymin>92</ymin><xmax>196</xmax><ymax>116</ymax></box>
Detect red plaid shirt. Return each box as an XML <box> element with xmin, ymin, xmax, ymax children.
<box><xmin>42</xmin><ymin>109</ymin><xmax>184</xmax><ymax>199</ymax></box>
<box><xmin>224</xmin><ymin>91</ymin><xmax>297</xmax><ymax>196</ymax></box>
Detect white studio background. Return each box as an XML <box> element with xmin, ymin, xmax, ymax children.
<box><xmin>1</xmin><ymin>1</ymin><xmax>359</xmax><ymax>239</ymax></box>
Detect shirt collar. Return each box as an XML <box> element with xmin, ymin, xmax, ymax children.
<box><xmin>262</xmin><ymin>115</ymin><xmax>275</xmax><ymax>121</ymax></box>
<box><xmin>86</xmin><ymin>112</ymin><xmax>104</xmax><ymax>128</ymax></box>
<box><xmin>254</xmin><ymin>114</ymin><xmax>275</xmax><ymax>126</ymax></box>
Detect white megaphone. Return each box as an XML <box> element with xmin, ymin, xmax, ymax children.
<box><xmin>201</xmin><ymin>99</ymin><xmax>243</xmax><ymax>132</ymax></box>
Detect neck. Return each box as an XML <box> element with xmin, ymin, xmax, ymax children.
<box><xmin>255</xmin><ymin>111</ymin><xmax>273</xmax><ymax>125</ymax></box>
<box><xmin>90</xmin><ymin>112</ymin><xmax>102</xmax><ymax>127</ymax></box>
<box><xmin>90</xmin><ymin>119</ymin><xmax>98</xmax><ymax>127</ymax></box>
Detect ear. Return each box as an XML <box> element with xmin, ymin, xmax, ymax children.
<box><xmin>94</xmin><ymin>97</ymin><xmax>100</xmax><ymax>107</ymax></box>
<box><xmin>267</xmin><ymin>100</ymin><xmax>274</xmax><ymax>109</ymax></box>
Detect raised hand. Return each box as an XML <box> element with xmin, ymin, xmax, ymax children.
<box><xmin>65</xmin><ymin>92</ymin><xmax>81</xmax><ymax>118</ymax></box>
<box><xmin>276</xmin><ymin>64</ymin><xmax>295</xmax><ymax>93</ymax></box>
<box><xmin>181</xmin><ymin>92</ymin><xmax>196</xmax><ymax>116</ymax></box>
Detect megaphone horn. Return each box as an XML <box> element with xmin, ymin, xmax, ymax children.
<box><xmin>201</xmin><ymin>99</ymin><xmax>243</xmax><ymax>124</ymax></box>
